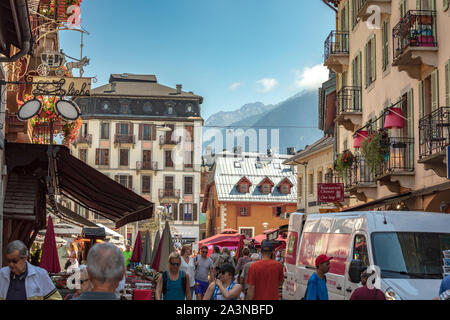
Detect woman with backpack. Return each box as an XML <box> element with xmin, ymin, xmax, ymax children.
<box><xmin>203</xmin><ymin>264</ymin><xmax>242</xmax><ymax>300</ymax></box>
<box><xmin>155</xmin><ymin>252</ymin><xmax>192</xmax><ymax>300</ymax></box>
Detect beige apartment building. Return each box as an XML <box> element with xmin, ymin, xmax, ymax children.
<box><xmin>71</xmin><ymin>74</ymin><xmax>204</xmax><ymax>243</ymax></box>
<box><xmin>322</xmin><ymin>0</ymin><xmax>450</xmax><ymax>213</ymax></box>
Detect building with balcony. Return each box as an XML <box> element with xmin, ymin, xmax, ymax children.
<box><xmin>321</xmin><ymin>0</ymin><xmax>450</xmax><ymax>213</ymax></box>
<box><xmin>202</xmin><ymin>151</ymin><xmax>297</xmax><ymax>238</ymax></box>
<box><xmin>71</xmin><ymin>73</ymin><xmax>204</xmax><ymax>244</ymax></box>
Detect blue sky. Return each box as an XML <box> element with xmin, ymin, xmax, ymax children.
<box><xmin>60</xmin><ymin>0</ymin><xmax>335</xmax><ymax>120</ymax></box>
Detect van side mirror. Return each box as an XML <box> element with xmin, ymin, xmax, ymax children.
<box><xmin>348</xmin><ymin>259</ymin><xmax>364</xmax><ymax>283</ymax></box>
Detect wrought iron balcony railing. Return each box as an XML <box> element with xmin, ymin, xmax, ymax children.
<box><xmin>393</xmin><ymin>10</ymin><xmax>437</xmax><ymax>61</ymax></box>
<box><xmin>114</xmin><ymin>134</ymin><xmax>135</xmax><ymax>144</ymax></box>
<box><xmin>74</xmin><ymin>134</ymin><xmax>92</xmax><ymax>146</ymax></box>
<box><xmin>350</xmin><ymin>156</ymin><xmax>377</xmax><ymax>188</ymax></box>
<box><xmin>419</xmin><ymin>107</ymin><xmax>450</xmax><ymax>159</ymax></box>
<box><xmin>336</xmin><ymin>86</ymin><xmax>362</xmax><ymax>114</ymax></box>
<box><xmin>378</xmin><ymin>137</ymin><xmax>415</xmax><ymax>176</ymax></box>
<box><xmin>159</xmin><ymin>135</ymin><xmax>181</xmax><ymax>145</ymax></box>
<box><xmin>136</xmin><ymin>161</ymin><xmax>159</xmax><ymax>171</ymax></box>
<box><xmin>324</xmin><ymin>31</ymin><xmax>349</xmax><ymax>62</ymax></box>
<box><xmin>158</xmin><ymin>189</ymin><xmax>180</xmax><ymax>199</ymax></box>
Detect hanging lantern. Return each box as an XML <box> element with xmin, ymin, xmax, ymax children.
<box><xmin>384</xmin><ymin>108</ymin><xmax>405</xmax><ymax>129</ymax></box>
<box><xmin>353</xmin><ymin>130</ymin><xmax>369</xmax><ymax>149</ymax></box>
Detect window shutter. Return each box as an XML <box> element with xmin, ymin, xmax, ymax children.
<box><xmin>431</xmin><ymin>69</ymin><xmax>439</xmax><ymax>112</ymax></box>
<box><xmin>419</xmin><ymin>81</ymin><xmax>424</xmax><ymax>119</ymax></box>
<box><xmin>129</xmin><ymin>123</ymin><xmax>134</xmax><ymax>136</ymax></box>
<box><xmin>139</xmin><ymin>124</ymin><xmax>143</xmax><ymax>140</ymax></box>
<box><xmin>364</xmin><ymin>43</ymin><xmax>368</xmax><ymax>88</ymax></box>
<box><xmin>173</xmin><ymin>204</ymin><xmax>178</xmax><ymax>221</ymax></box>
<box><xmin>193</xmin><ymin>204</ymin><xmax>198</xmax><ymax>222</ymax></box>
<box><xmin>371</xmin><ymin>35</ymin><xmax>376</xmax><ymax>82</ymax></box>
<box><xmin>416</xmin><ymin>0</ymin><xmax>421</xmax><ymax>9</ymax></box>
<box><xmin>105</xmin><ymin>149</ymin><xmax>109</xmax><ymax>165</ymax></box>
<box><xmin>115</xmin><ymin>175</ymin><xmax>119</xmax><ymax>183</ymax></box>
<box><xmin>95</xmin><ymin>149</ymin><xmax>100</xmax><ymax>165</ymax></box>
<box><xmin>128</xmin><ymin>176</ymin><xmax>133</xmax><ymax>190</ymax></box>
<box><xmin>179</xmin><ymin>204</ymin><xmax>184</xmax><ymax>221</ymax></box>
<box><xmin>116</xmin><ymin>123</ymin><xmax>120</xmax><ymax>135</ymax></box>
<box><xmin>445</xmin><ymin>0</ymin><xmax>449</xmax><ymax>11</ymax></box>
<box><xmin>446</xmin><ymin>60</ymin><xmax>450</xmax><ymax>106</ymax></box>
<box><xmin>272</xmin><ymin>207</ymin><xmax>277</xmax><ymax>217</ymax></box>
<box><xmin>407</xmin><ymin>89</ymin><xmax>414</xmax><ymax>139</ymax></box>
<box><xmin>247</xmin><ymin>206</ymin><xmax>251</xmax><ymax>217</ymax></box>
<box><xmin>151</xmin><ymin>124</ymin><xmax>157</xmax><ymax>141</ymax></box>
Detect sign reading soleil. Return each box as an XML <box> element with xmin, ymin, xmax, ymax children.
<box><xmin>32</xmin><ymin>77</ymin><xmax>91</xmax><ymax>97</ymax></box>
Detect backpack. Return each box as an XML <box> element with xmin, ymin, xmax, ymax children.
<box><xmin>216</xmin><ymin>255</ymin><xmax>232</xmax><ymax>270</ymax></box>
<box><xmin>162</xmin><ymin>271</ymin><xmax>187</xmax><ymax>297</ymax></box>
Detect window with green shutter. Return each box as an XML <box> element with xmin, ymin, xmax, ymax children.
<box><xmin>445</xmin><ymin>60</ymin><xmax>450</xmax><ymax>106</ymax></box>
<box><xmin>365</xmin><ymin>36</ymin><xmax>376</xmax><ymax>88</ymax></box>
<box><xmin>431</xmin><ymin>69</ymin><xmax>439</xmax><ymax>112</ymax></box>
<box><xmin>444</xmin><ymin>0</ymin><xmax>449</xmax><ymax>11</ymax></box>
<box><xmin>382</xmin><ymin>21</ymin><xmax>389</xmax><ymax>71</ymax></box>
<box><xmin>400</xmin><ymin>0</ymin><xmax>407</xmax><ymax>18</ymax></box>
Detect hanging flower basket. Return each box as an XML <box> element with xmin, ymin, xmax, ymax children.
<box><xmin>334</xmin><ymin>150</ymin><xmax>354</xmax><ymax>178</ymax></box>
<box><xmin>361</xmin><ymin>129</ymin><xmax>390</xmax><ymax>174</ymax></box>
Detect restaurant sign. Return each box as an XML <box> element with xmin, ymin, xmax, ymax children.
<box><xmin>32</xmin><ymin>77</ymin><xmax>91</xmax><ymax>96</ymax></box>
<box><xmin>318</xmin><ymin>183</ymin><xmax>345</xmax><ymax>203</ymax></box>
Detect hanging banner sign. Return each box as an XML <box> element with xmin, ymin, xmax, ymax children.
<box><xmin>32</xmin><ymin>77</ymin><xmax>91</xmax><ymax>96</ymax></box>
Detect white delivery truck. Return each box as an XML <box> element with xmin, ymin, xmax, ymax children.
<box><xmin>282</xmin><ymin>211</ymin><xmax>450</xmax><ymax>300</ymax></box>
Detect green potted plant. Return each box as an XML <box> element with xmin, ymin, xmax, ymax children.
<box><xmin>334</xmin><ymin>150</ymin><xmax>354</xmax><ymax>178</ymax></box>
<box><xmin>361</xmin><ymin>129</ymin><xmax>390</xmax><ymax>174</ymax></box>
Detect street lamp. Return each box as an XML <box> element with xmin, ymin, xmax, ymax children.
<box><xmin>18</xmin><ymin>98</ymin><xmax>81</xmax><ymax>121</ymax></box>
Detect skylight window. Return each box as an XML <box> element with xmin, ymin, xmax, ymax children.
<box><xmin>255</xmin><ymin>163</ymin><xmax>263</xmax><ymax>169</ymax></box>
<box><xmin>234</xmin><ymin>161</ymin><xmax>241</xmax><ymax>168</ymax></box>
<box><xmin>273</xmin><ymin>163</ymin><xmax>281</xmax><ymax>169</ymax></box>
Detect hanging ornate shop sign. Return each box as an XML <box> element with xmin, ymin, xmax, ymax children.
<box><xmin>32</xmin><ymin>76</ymin><xmax>91</xmax><ymax>96</ymax></box>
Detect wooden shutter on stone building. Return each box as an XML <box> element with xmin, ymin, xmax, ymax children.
<box><xmin>128</xmin><ymin>176</ymin><xmax>133</xmax><ymax>190</ymax></box>
<box><xmin>116</xmin><ymin>123</ymin><xmax>120</xmax><ymax>135</ymax></box>
<box><xmin>139</xmin><ymin>124</ymin><xmax>143</xmax><ymax>140</ymax></box>
<box><xmin>193</xmin><ymin>204</ymin><xmax>198</xmax><ymax>222</ymax></box>
<box><xmin>151</xmin><ymin>124</ymin><xmax>157</xmax><ymax>141</ymax></box>
<box><xmin>173</xmin><ymin>204</ymin><xmax>178</xmax><ymax>221</ymax></box>
<box><xmin>95</xmin><ymin>149</ymin><xmax>100</xmax><ymax>165</ymax></box>
<box><xmin>179</xmin><ymin>204</ymin><xmax>184</xmax><ymax>221</ymax></box>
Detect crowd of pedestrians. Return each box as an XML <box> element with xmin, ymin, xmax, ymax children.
<box><xmin>0</xmin><ymin>239</ymin><xmax>449</xmax><ymax>301</ymax></box>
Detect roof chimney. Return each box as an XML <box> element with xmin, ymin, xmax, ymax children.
<box><xmin>176</xmin><ymin>84</ymin><xmax>182</xmax><ymax>94</ymax></box>
<box><xmin>287</xmin><ymin>147</ymin><xmax>296</xmax><ymax>155</ymax></box>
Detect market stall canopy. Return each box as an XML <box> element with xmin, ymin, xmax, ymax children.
<box><xmin>131</xmin><ymin>231</ymin><xmax>143</xmax><ymax>263</ymax></box>
<box><xmin>198</xmin><ymin>232</ymin><xmax>243</xmax><ymax>248</ymax></box>
<box><xmin>151</xmin><ymin>221</ymin><xmax>174</xmax><ymax>272</ymax></box>
<box><xmin>54</xmin><ymin>204</ymin><xmax>98</xmax><ymax>227</ymax></box>
<box><xmin>252</xmin><ymin>234</ymin><xmax>267</xmax><ymax>246</ymax></box>
<box><xmin>6</xmin><ymin>143</ymin><xmax>154</xmax><ymax>229</ymax></box>
<box><xmin>39</xmin><ymin>222</ymin><xmax>82</xmax><ymax>236</ymax></box>
<box><xmin>141</xmin><ymin>230</ymin><xmax>152</xmax><ymax>265</ymax></box>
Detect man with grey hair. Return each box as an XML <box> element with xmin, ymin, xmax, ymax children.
<box><xmin>0</xmin><ymin>240</ymin><xmax>61</xmax><ymax>300</ymax></box>
<box><xmin>76</xmin><ymin>242</ymin><xmax>125</xmax><ymax>300</ymax></box>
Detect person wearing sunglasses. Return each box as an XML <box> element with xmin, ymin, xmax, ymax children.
<box><xmin>0</xmin><ymin>240</ymin><xmax>62</xmax><ymax>300</ymax></box>
<box><xmin>203</xmin><ymin>263</ymin><xmax>242</xmax><ymax>300</ymax></box>
<box><xmin>155</xmin><ymin>252</ymin><xmax>192</xmax><ymax>300</ymax></box>
<box><xmin>194</xmin><ymin>246</ymin><xmax>215</xmax><ymax>300</ymax></box>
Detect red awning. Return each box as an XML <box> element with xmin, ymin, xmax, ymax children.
<box><xmin>198</xmin><ymin>233</ymin><xmax>242</xmax><ymax>248</ymax></box>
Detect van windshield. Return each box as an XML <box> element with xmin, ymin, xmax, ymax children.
<box><xmin>371</xmin><ymin>232</ymin><xmax>450</xmax><ymax>279</ymax></box>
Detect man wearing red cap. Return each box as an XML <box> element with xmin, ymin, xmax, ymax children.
<box><xmin>305</xmin><ymin>254</ymin><xmax>332</xmax><ymax>300</ymax></box>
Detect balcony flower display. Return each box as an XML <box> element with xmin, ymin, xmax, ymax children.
<box><xmin>18</xmin><ymin>95</ymin><xmax>82</xmax><ymax>145</ymax></box>
<box><xmin>361</xmin><ymin>129</ymin><xmax>390</xmax><ymax>174</ymax></box>
<box><xmin>334</xmin><ymin>150</ymin><xmax>354</xmax><ymax>178</ymax></box>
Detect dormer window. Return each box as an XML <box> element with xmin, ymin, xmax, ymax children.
<box><xmin>237</xmin><ymin>177</ymin><xmax>252</xmax><ymax>194</ymax></box>
<box><xmin>259</xmin><ymin>177</ymin><xmax>275</xmax><ymax>194</ymax></box>
<box><xmin>278</xmin><ymin>178</ymin><xmax>293</xmax><ymax>194</ymax></box>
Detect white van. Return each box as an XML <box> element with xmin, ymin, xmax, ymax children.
<box><xmin>283</xmin><ymin>211</ymin><xmax>450</xmax><ymax>300</ymax></box>
<box><xmin>282</xmin><ymin>212</ymin><xmax>305</xmax><ymax>300</ymax></box>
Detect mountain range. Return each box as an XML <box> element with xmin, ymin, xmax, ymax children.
<box><xmin>202</xmin><ymin>90</ymin><xmax>323</xmax><ymax>155</ymax></box>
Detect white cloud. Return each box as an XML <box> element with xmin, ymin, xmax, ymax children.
<box><xmin>292</xmin><ymin>64</ymin><xmax>329</xmax><ymax>91</ymax></box>
<box><xmin>256</xmin><ymin>78</ymin><xmax>279</xmax><ymax>93</ymax></box>
<box><xmin>229</xmin><ymin>82</ymin><xmax>243</xmax><ymax>91</ymax></box>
